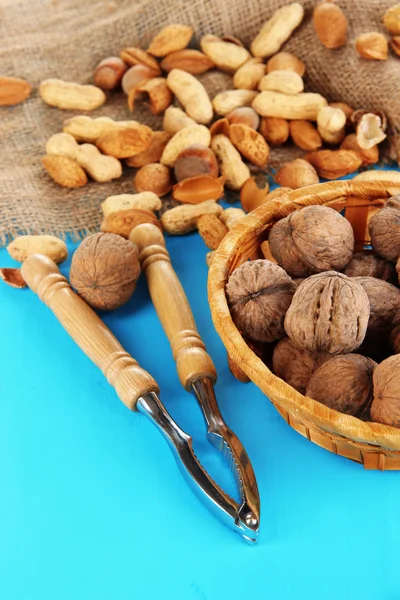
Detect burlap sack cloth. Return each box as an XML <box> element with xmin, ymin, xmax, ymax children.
<box><xmin>1</xmin><ymin>0</ymin><xmax>399</xmax><ymax>244</ymax></box>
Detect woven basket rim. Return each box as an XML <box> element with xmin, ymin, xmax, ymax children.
<box><xmin>208</xmin><ymin>179</ymin><xmax>400</xmax><ymax>451</ymax></box>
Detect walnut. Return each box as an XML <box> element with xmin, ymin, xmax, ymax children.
<box><xmin>268</xmin><ymin>205</ymin><xmax>354</xmax><ymax>277</ymax></box>
<box><xmin>272</xmin><ymin>337</ymin><xmax>333</xmax><ymax>394</ymax></box>
<box><xmin>369</xmin><ymin>195</ymin><xmax>400</xmax><ymax>262</ymax></box>
<box><xmin>390</xmin><ymin>309</ymin><xmax>400</xmax><ymax>353</ymax></box>
<box><xmin>370</xmin><ymin>355</ymin><xmax>400</xmax><ymax>426</ymax></box>
<box><xmin>225</xmin><ymin>259</ymin><xmax>296</xmax><ymax>342</ymax></box>
<box><xmin>306</xmin><ymin>354</ymin><xmax>377</xmax><ymax>419</ymax></box>
<box><xmin>355</xmin><ymin>277</ymin><xmax>400</xmax><ymax>340</ymax></box>
<box><xmin>397</xmin><ymin>256</ymin><xmax>400</xmax><ymax>285</ymax></box>
<box><xmin>284</xmin><ymin>271</ymin><xmax>370</xmax><ymax>353</ymax></box>
<box><xmin>342</xmin><ymin>251</ymin><xmax>397</xmax><ymax>283</ymax></box>
<box><xmin>70</xmin><ymin>232</ymin><xmax>141</xmax><ymax>310</ymax></box>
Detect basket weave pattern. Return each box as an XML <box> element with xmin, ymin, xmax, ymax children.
<box><xmin>209</xmin><ymin>181</ymin><xmax>400</xmax><ymax>470</ymax></box>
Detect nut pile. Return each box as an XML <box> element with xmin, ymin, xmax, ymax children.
<box><xmin>226</xmin><ymin>197</ymin><xmax>400</xmax><ymax>427</ymax></box>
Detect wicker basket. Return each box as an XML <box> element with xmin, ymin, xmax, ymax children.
<box><xmin>209</xmin><ymin>180</ymin><xmax>400</xmax><ymax>471</ymax></box>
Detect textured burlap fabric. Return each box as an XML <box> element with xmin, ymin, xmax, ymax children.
<box><xmin>0</xmin><ymin>0</ymin><xmax>399</xmax><ymax>244</ymax></box>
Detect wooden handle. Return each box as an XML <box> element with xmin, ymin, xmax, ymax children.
<box><xmin>21</xmin><ymin>254</ymin><xmax>159</xmax><ymax>411</ymax></box>
<box><xmin>130</xmin><ymin>224</ymin><xmax>217</xmax><ymax>390</ymax></box>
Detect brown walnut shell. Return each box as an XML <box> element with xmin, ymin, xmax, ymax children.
<box><xmin>269</xmin><ymin>205</ymin><xmax>354</xmax><ymax>277</ymax></box>
<box><xmin>70</xmin><ymin>233</ymin><xmax>141</xmax><ymax>311</ymax></box>
<box><xmin>342</xmin><ymin>251</ymin><xmax>397</xmax><ymax>283</ymax></box>
<box><xmin>284</xmin><ymin>271</ymin><xmax>370</xmax><ymax>354</ymax></box>
<box><xmin>226</xmin><ymin>259</ymin><xmax>296</xmax><ymax>343</ymax></box>
<box><xmin>370</xmin><ymin>355</ymin><xmax>400</xmax><ymax>426</ymax></box>
<box><xmin>369</xmin><ymin>195</ymin><xmax>400</xmax><ymax>262</ymax></box>
<box><xmin>306</xmin><ymin>354</ymin><xmax>377</xmax><ymax>419</ymax></box>
<box><xmin>390</xmin><ymin>309</ymin><xmax>400</xmax><ymax>354</ymax></box>
<box><xmin>272</xmin><ymin>337</ymin><xmax>333</xmax><ymax>394</ymax></box>
<box><xmin>355</xmin><ymin>276</ymin><xmax>400</xmax><ymax>340</ymax></box>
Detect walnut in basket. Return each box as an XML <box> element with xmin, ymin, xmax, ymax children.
<box><xmin>355</xmin><ymin>277</ymin><xmax>400</xmax><ymax>341</ymax></box>
<box><xmin>268</xmin><ymin>205</ymin><xmax>354</xmax><ymax>277</ymax></box>
<box><xmin>225</xmin><ymin>259</ymin><xmax>296</xmax><ymax>342</ymax></box>
<box><xmin>390</xmin><ymin>309</ymin><xmax>400</xmax><ymax>354</ymax></box>
<box><xmin>284</xmin><ymin>271</ymin><xmax>370</xmax><ymax>354</ymax></box>
<box><xmin>370</xmin><ymin>355</ymin><xmax>400</xmax><ymax>426</ymax></box>
<box><xmin>342</xmin><ymin>251</ymin><xmax>397</xmax><ymax>283</ymax></box>
<box><xmin>272</xmin><ymin>337</ymin><xmax>333</xmax><ymax>394</ymax></box>
<box><xmin>306</xmin><ymin>354</ymin><xmax>377</xmax><ymax>419</ymax></box>
<box><xmin>369</xmin><ymin>195</ymin><xmax>400</xmax><ymax>263</ymax></box>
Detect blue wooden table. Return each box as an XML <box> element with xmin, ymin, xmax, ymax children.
<box><xmin>1</xmin><ymin>186</ymin><xmax>399</xmax><ymax>599</ymax></box>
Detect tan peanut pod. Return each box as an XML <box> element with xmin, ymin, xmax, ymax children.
<box><xmin>317</xmin><ymin>106</ymin><xmax>346</xmax><ymax>144</ymax></box>
<box><xmin>220</xmin><ymin>207</ymin><xmax>246</xmax><ymax>230</ymax></box>
<box><xmin>7</xmin><ymin>235</ymin><xmax>68</xmax><ymax>264</ymax></box>
<box><xmin>266</xmin><ymin>52</ymin><xmax>305</xmax><ymax>76</ymax></box>
<box><xmin>197</xmin><ymin>213</ymin><xmax>229</xmax><ymax>250</ymax></box>
<box><xmin>46</xmin><ymin>132</ymin><xmax>80</xmax><ymax>158</ymax></box>
<box><xmin>253</xmin><ymin>91</ymin><xmax>327</xmax><ymax>120</ymax></box>
<box><xmin>63</xmin><ymin>116</ymin><xmax>140</xmax><ymax>143</ymax></box>
<box><xmin>251</xmin><ymin>3</ymin><xmax>305</xmax><ymax>58</ymax></box>
<box><xmin>289</xmin><ymin>120</ymin><xmax>322</xmax><ymax>151</ymax></box>
<box><xmin>353</xmin><ymin>170</ymin><xmax>400</xmax><ymax>182</ymax></box>
<box><xmin>167</xmin><ymin>69</ymin><xmax>213</xmax><ymax>124</ymax></box>
<box><xmin>126</xmin><ymin>131</ymin><xmax>172</xmax><ymax>168</ymax></box>
<box><xmin>160</xmin><ymin>200</ymin><xmax>223</xmax><ymax>235</ymax></box>
<box><xmin>39</xmin><ymin>79</ymin><xmax>105</xmax><ymax>110</ymax></box>
<box><xmin>147</xmin><ymin>24</ymin><xmax>193</xmax><ymax>57</ymax></box>
<box><xmin>258</xmin><ymin>71</ymin><xmax>304</xmax><ymax>95</ymax></box>
<box><xmin>233</xmin><ymin>58</ymin><xmax>266</xmax><ymax>90</ymax></box>
<box><xmin>101</xmin><ymin>193</ymin><xmax>162</xmax><ymax>216</ymax></box>
<box><xmin>160</xmin><ymin>125</ymin><xmax>211</xmax><ymax>168</ymax></box>
<box><xmin>211</xmin><ymin>134</ymin><xmax>251</xmax><ymax>190</ymax></box>
<box><xmin>200</xmin><ymin>34</ymin><xmax>251</xmax><ymax>72</ymax></box>
<box><xmin>76</xmin><ymin>144</ymin><xmax>122</xmax><ymax>182</ymax></box>
<box><xmin>212</xmin><ymin>89</ymin><xmax>258</xmax><ymax>117</ymax></box>
<box><xmin>162</xmin><ymin>106</ymin><xmax>197</xmax><ymax>134</ymax></box>
<box><xmin>259</xmin><ymin>116</ymin><xmax>289</xmax><ymax>146</ymax></box>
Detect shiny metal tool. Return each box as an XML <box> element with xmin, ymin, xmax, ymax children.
<box><xmin>130</xmin><ymin>223</ymin><xmax>260</xmax><ymax>542</ymax></box>
<box><xmin>22</xmin><ymin>252</ymin><xmax>260</xmax><ymax>542</ymax></box>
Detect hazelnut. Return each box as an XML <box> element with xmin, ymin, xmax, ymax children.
<box><xmin>94</xmin><ymin>57</ymin><xmax>127</xmax><ymax>90</ymax></box>
<box><xmin>226</xmin><ymin>259</ymin><xmax>296</xmax><ymax>343</ymax></box>
<box><xmin>284</xmin><ymin>272</ymin><xmax>370</xmax><ymax>354</ymax></box>
<box><xmin>226</xmin><ymin>107</ymin><xmax>260</xmax><ymax>130</ymax></box>
<box><xmin>306</xmin><ymin>355</ymin><xmax>377</xmax><ymax>419</ymax></box>
<box><xmin>369</xmin><ymin>195</ymin><xmax>400</xmax><ymax>262</ymax></box>
<box><xmin>390</xmin><ymin>309</ymin><xmax>400</xmax><ymax>353</ymax></box>
<box><xmin>134</xmin><ymin>163</ymin><xmax>172</xmax><ymax>197</ymax></box>
<box><xmin>275</xmin><ymin>158</ymin><xmax>319</xmax><ymax>189</ymax></box>
<box><xmin>266</xmin><ymin>52</ymin><xmax>305</xmax><ymax>77</ymax></box>
<box><xmin>272</xmin><ymin>337</ymin><xmax>333</xmax><ymax>394</ymax></box>
<box><xmin>70</xmin><ymin>232</ymin><xmax>140</xmax><ymax>311</ymax></box>
<box><xmin>383</xmin><ymin>4</ymin><xmax>400</xmax><ymax>35</ymax></box>
<box><xmin>174</xmin><ymin>145</ymin><xmax>219</xmax><ymax>181</ymax></box>
<box><xmin>269</xmin><ymin>205</ymin><xmax>354</xmax><ymax>277</ymax></box>
<box><xmin>121</xmin><ymin>64</ymin><xmax>158</xmax><ymax>95</ymax></box>
<box><xmin>355</xmin><ymin>276</ymin><xmax>400</xmax><ymax>341</ymax></box>
<box><xmin>259</xmin><ymin>117</ymin><xmax>290</xmax><ymax>146</ymax></box>
<box><xmin>370</xmin><ymin>355</ymin><xmax>400</xmax><ymax>426</ymax></box>
<box><xmin>355</xmin><ymin>32</ymin><xmax>388</xmax><ymax>60</ymax></box>
<box><xmin>342</xmin><ymin>251</ymin><xmax>397</xmax><ymax>282</ymax></box>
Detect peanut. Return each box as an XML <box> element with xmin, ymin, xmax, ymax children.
<box><xmin>167</xmin><ymin>69</ymin><xmax>213</xmax><ymax>124</ymax></box>
<box><xmin>201</xmin><ymin>35</ymin><xmax>251</xmax><ymax>72</ymax></box>
<box><xmin>63</xmin><ymin>116</ymin><xmax>140</xmax><ymax>143</ymax></box>
<box><xmin>233</xmin><ymin>58</ymin><xmax>265</xmax><ymax>90</ymax></box>
<box><xmin>211</xmin><ymin>134</ymin><xmax>251</xmax><ymax>190</ymax></box>
<box><xmin>259</xmin><ymin>70</ymin><xmax>304</xmax><ymax>95</ymax></box>
<box><xmin>212</xmin><ymin>89</ymin><xmax>258</xmax><ymax>117</ymax></box>
<box><xmin>253</xmin><ymin>91</ymin><xmax>327</xmax><ymax>120</ymax></box>
<box><xmin>317</xmin><ymin>106</ymin><xmax>346</xmax><ymax>144</ymax></box>
<box><xmin>251</xmin><ymin>3</ymin><xmax>305</xmax><ymax>58</ymax></box>
<box><xmin>163</xmin><ymin>106</ymin><xmax>197</xmax><ymax>134</ymax></box>
<box><xmin>161</xmin><ymin>200</ymin><xmax>223</xmax><ymax>235</ymax></box>
<box><xmin>220</xmin><ymin>207</ymin><xmax>246</xmax><ymax>230</ymax></box>
<box><xmin>101</xmin><ymin>193</ymin><xmax>162</xmax><ymax>216</ymax></box>
<box><xmin>266</xmin><ymin>52</ymin><xmax>305</xmax><ymax>76</ymax></box>
<box><xmin>353</xmin><ymin>170</ymin><xmax>400</xmax><ymax>182</ymax></box>
<box><xmin>160</xmin><ymin>125</ymin><xmax>211</xmax><ymax>167</ymax></box>
<box><xmin>39</xmin><ymin>79</ymin><xmax>105</xmax><ymax>110</ymax></box>
<box><xmin>7</xmin><ymin>235</ymin><xmax>68</xmax><ymax>264</ymax></box>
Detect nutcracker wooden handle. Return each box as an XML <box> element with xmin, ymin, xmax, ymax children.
<box><xmin>130</xmin><ymin>224</ymin><xmax>217</xmax><ymax>390</ymax></box>
<box><xmin>21</xmin><ymin>254</ymin><xmax>159</xmax><ymax>411</ymax></box>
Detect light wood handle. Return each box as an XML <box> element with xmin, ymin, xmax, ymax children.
<box><xmin>21</xmin><ymin>254</ymin><xmax>159</xmax><ymax>411</ymax></box>
<box><xmin>130</xmin><ymin>224</ymin><xmax>217</xmax><ymax>390</ymax></box>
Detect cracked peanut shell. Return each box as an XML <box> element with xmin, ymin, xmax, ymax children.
<box><xmin>284</xmin><ymin>271</ymin><xmax>370</xmax><ymax>354</ymax></box>
<box><xmin>269</xmin><ymin>205</ymin><xmax>354</xmax><ymax>277</ymax></box>
<box><xmin>226</xmin><ymin>259</ymin><xmax>296</xmax><ymax>342</ymax></box>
